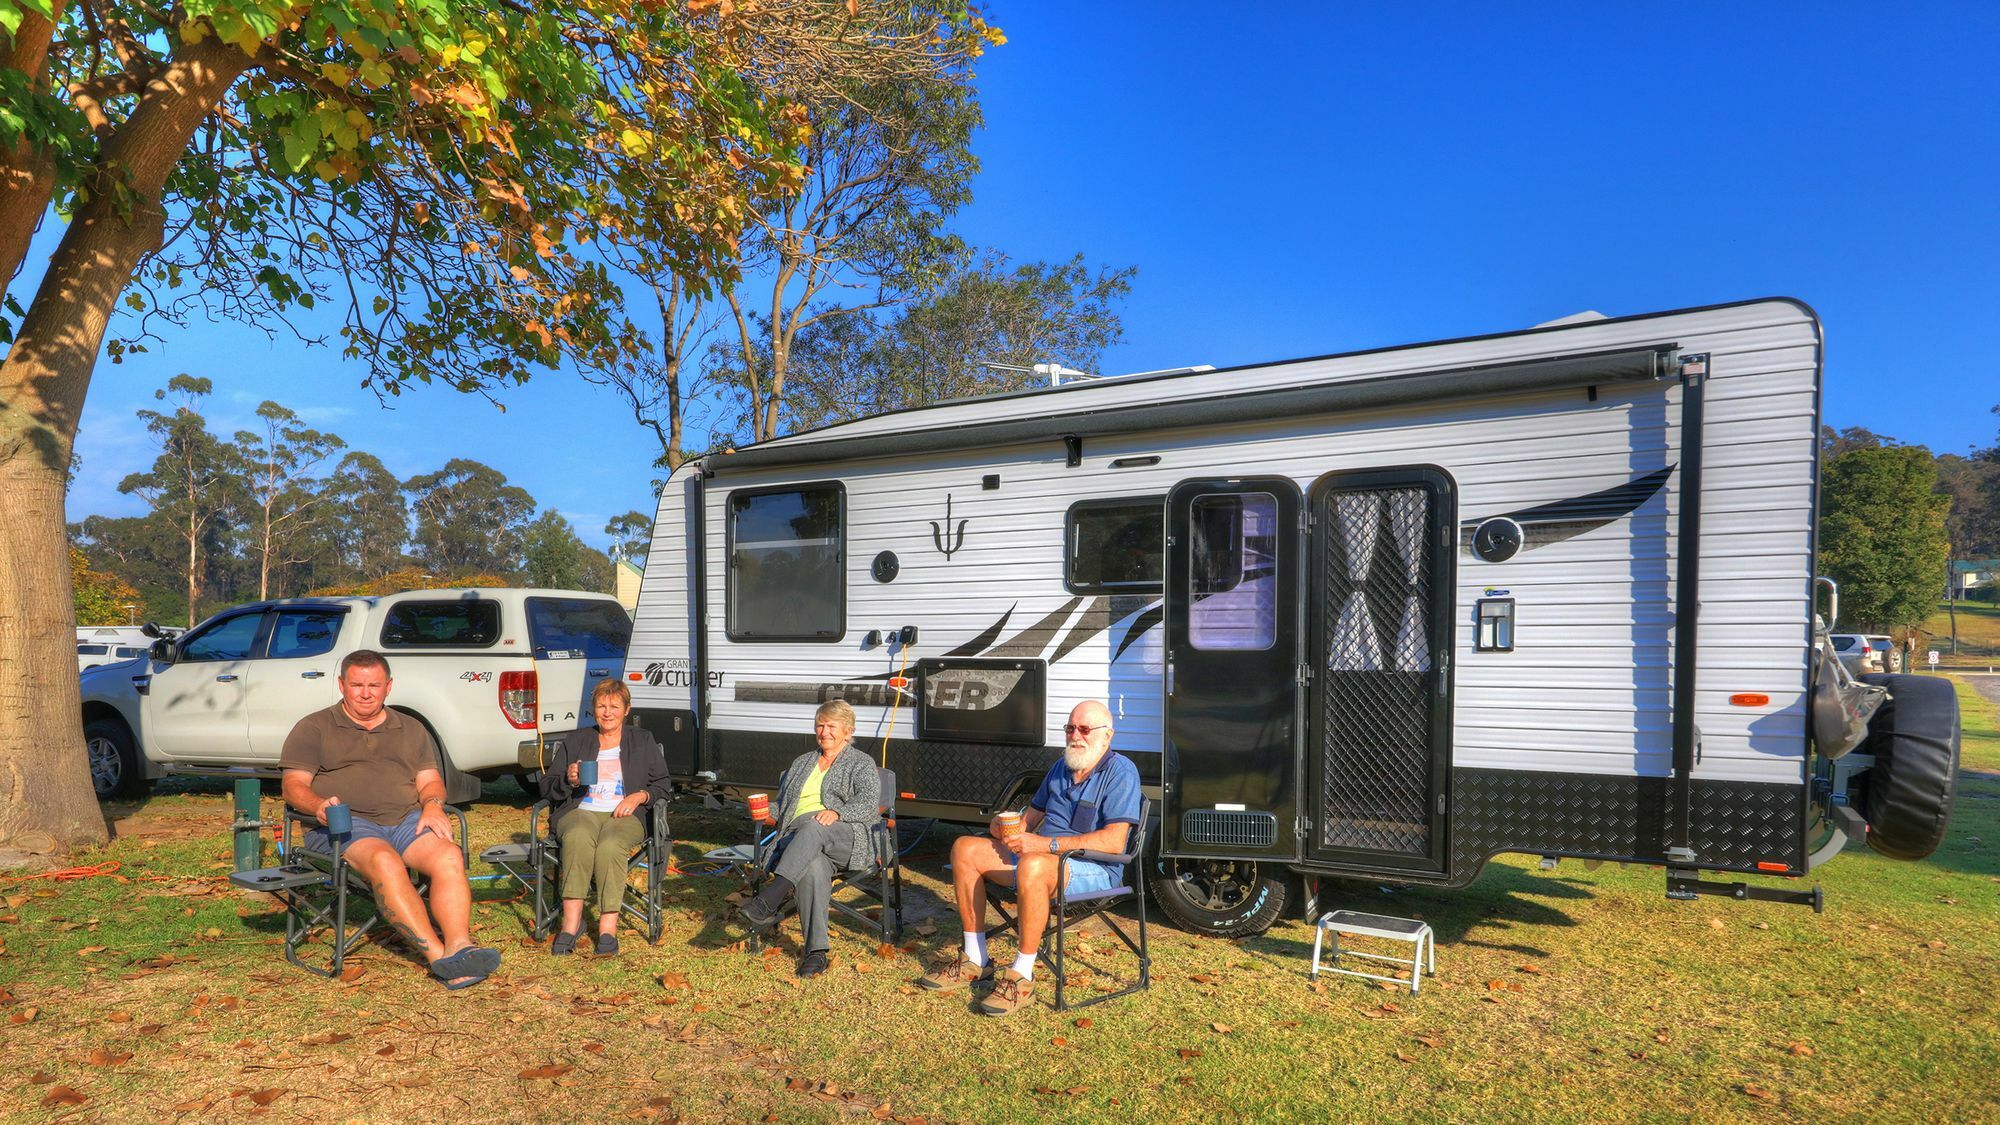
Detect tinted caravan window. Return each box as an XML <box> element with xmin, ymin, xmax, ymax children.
<box><xmin>1188</xmin><ymin>492</ymin><xmax>1278</xmax><ymax>651</ymax></box>
<box><xmin>728</xmin><ymin>484</ymin><xmax>844</xmax><ymax>640</ymax></box>
<box><xmin>1066</xmin><ymin>497</ymin><xmax>1164</xmax><ymax>593</ymax></box>
<box><xmin>379</xmin><ymin>600</ymin><xmax>501</xmax><ymax>648</ymax></box>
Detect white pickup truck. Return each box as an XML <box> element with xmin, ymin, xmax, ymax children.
<box><xmin>78</xmin><ymin>588</ymin><xmax>631</xmax><ymax>801</ymax></box>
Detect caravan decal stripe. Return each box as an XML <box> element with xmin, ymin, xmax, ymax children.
<box><xmin>1459</xmin><ymin>465</ymin><xmax>1674</xmax><ymax>553</ymax></box>
<box><xmin>1111</xmin><ymin>603</ymin><xmax>1164</xmax><ymax>664</ymax></box>
<box><xmin>986</xmin><ymin>597</ymin><xmax>1083</xmax><ymax>657</ymax></box>
<box><xmin>1049</xmin><ymin>597</ymin><xmax>1113</xmax><ymax>665</ymax></box>
<box><xmin>943</xmin><ymin>604</ymin><xmax>1016</xmax><ymax>658</ymax></box>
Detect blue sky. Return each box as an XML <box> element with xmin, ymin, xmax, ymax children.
<box><xmin>59</xmin><ymin>3</ymin><xmax>2000</xmax><ymax>548</ymax></box>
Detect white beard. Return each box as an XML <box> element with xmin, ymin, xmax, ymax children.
<box><xmin>1064</xmin><ymin>743</ymin><xmax>1102</xmax><ymax>771</ymax></box>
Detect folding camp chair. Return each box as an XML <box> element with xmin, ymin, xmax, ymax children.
<box><xmin>480</xmin><ymin>799</ymin><xmax>672</xmax><ymax>944</ymax></box>
<box><xmin>746</xmin><ymin>767</ymin><xmax>903</xmax><ymax>948</ymax></box>
<box><xmin>984</xmin><ymin>796</ymin><xmax>1153</xmax><ymax>1011</ymax></box>
<box><xmin>229</xmin><ymin>805</ymin><xmax>470</xmax><ymax>978</ymax></box>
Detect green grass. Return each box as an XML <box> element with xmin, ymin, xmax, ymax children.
<box><xmin>1924</xmin><ymin>601</ymin><xmax>2000</xmax><ymax>663</ymax></box>
<box><xmin>5</xmin><ymin>699</ymin><xmax>1999</xmax><ymax>1123</ymax></box>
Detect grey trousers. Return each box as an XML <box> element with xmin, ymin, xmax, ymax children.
<box><xmin>557</xmin><ymin>809</ymin><xmax>647</xmax><ymax>914</ymax></box>
<box><xmin>774</xmin><ymin>816</ymin><xmax>856</xmax><ymax>954</ymax></box>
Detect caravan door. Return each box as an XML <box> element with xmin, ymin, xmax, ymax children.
<box><xmin>1161</xmin><ymin>478</ymin><xmax>1303</xmax><ymax>861</ymax></box>
<box><xmin>1304</xmin><ymin>468</ymin><xmax>1455</xmax><ymax>876</ymax></box>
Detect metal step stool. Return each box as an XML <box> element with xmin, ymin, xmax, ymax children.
<box><xmin>1309</xmin><ymin>909</ymin><xmax>1435</xmax><ymax>994</ymax></box>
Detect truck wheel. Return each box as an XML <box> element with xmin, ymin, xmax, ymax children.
<box><xmin>1856</xmin><ymin>673</ymin><xmax>1960</xmax><ymax>861</ymax></box>
<box><xmin>84</xmin><ymin>718</ymin><xmax>149</xmax><ymax>800</ymax></box>
<box><xmin>1147</xmin><ymin>856</ymin><xmax>1288</xmax><ymax>938</ymax></box>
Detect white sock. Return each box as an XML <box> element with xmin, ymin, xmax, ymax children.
<box><xmin>1011</xmin><ymin>950</ymin><xmax>1037</xmax><ymax>980</ymax></box>
<box><xmin>962</xmin><ymin>931</ymin><xmax>988</xmax><ymax>966</ymax></box>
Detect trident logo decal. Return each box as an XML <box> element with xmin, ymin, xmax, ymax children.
<box><xmin>930</xmin><ymin>494</ymin><xmax>969</xmax><ymax>560</ymax></box>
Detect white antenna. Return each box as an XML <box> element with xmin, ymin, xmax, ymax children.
<box><xmin>980</xmin><ymin>361</ymin><xmax>1101</xmax><ymax>387</ymax></box>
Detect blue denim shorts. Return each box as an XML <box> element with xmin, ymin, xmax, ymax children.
<box><xmin>1005</xmin><ymin>848</ymin><xmax>1122</xmax><ymax>895</ymax></box>
<box><xmin>306</xmin><ymin>807</ymin><xmax>426</xmax><ymax>857</ymax></box>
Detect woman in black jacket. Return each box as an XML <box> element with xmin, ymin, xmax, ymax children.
<box><xmin>542</xmin><ymin>679</ymin><xmax>671</xmax><ymax>955</ymax></box>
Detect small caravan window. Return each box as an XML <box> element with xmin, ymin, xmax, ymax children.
<box><xmin>1188</xmin><ymin>493</ymin><xmax>1278</xmax><ymax>651</ymax></box>
<box><xmin>1066</xmin><ymin>497</ymin><xmax>1164</xmax><ymax>593</ymax></box>
<box><xmin>728</xmin><ymin>484</ymin><xmax>844</xmax><ymax>641</ymax></box>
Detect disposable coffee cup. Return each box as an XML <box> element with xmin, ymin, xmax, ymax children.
<box><xmin>325</xmin><ymin>802</ymin><xmax>352</xmax><ymax>837</ymax></box>
<box><xmin>577</xmin><ymin>759</ymin><xmax>599</xmax><ymax>788</ymax></box>
<box><xmin>995</xmin><ymin>810</ymin><xmax>1023</xmax><ymax>841</ymax></box>
<box><xmin>746</xmin><ymin>793</ymin><xmax>770</xmax><ymax>822</ymax></box>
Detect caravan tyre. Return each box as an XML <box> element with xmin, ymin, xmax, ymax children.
<box><xmin>1147</xmin><ymin>857</ymin><xmax>1288</xmax><ymax>938</ymax></box>
<box><xmin>1856</xmin><ymin>673</ymin><xmax>1960</xmax><ymax>861</ymax></box>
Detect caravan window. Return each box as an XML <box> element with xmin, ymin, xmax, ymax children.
<box><xmin>1065</xmin><ymin>497</ymin><xmax>1164</xmax><ymax>593</ymax></box>
<box><xmin>727</xmin><ymin>484</ymin><xmax>845</xmax><ymax>641</ymax></box>
<box><xmin>1187</xmin><ymin>493</ymin><xmax>1278</xmax><ymax>651</ymax></box>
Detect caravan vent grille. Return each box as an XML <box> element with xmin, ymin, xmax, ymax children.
<box><xmin>1182</xmin><ymin>810</ymin><xmax>1277</xmax><ymax>848</ymax></box>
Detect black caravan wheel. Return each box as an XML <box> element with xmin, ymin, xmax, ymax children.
<box><xmin>1147</xmin><ymin>855</ymin><xmax>1288</xmax><ymax>938</ymax></box>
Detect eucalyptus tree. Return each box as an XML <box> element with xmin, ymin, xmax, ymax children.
<box><xmin>0</xmin><ymin>0</ymin><xmax>804</xmax><ymax>851</ymax></box>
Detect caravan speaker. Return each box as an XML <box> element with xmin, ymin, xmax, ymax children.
<box><xmin>1471</xmin><ymin>517</ymin><xmax>1523</xmax><ymax>562</ymax></box>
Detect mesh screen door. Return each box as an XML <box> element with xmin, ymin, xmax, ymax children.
<box><xmin>1314</xmin><ymin>471</ymin><xmax>1449</xmax><ymax>865</ymax></box>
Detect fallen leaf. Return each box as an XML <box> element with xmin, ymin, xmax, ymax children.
<box><xmin>1050</xmin><ymin>1036</ymin><xmax>1067</xmax><ymax>1047</ymax></box>
<box><xmin>171</xmin><ymin>1099</ymin><xmax>212</xmax><ymax>1113</ymax></box>
<box><xmin>1176</xmin><ymin>1048</ymin><xmax>1203</xmax><ymax>1060</ymax></box>
<box><xmin>1517</xmin><ymin>963</ymin><xmax>1544</xmax><ymax>974</ymax></box>
<box><xmin>584</xmin><ymin>1042</ymin><xmax>606</xmax><ymax>1054</ymax></box>
<box><xmin>10</xmin><ymin>1006</ymin><xmax>38</xmax><ymax>1024</ymax></box>
<box><xmin>1374</xmin><ymin>980</ymin><xmax>1401</xmax><ymax>992</ymax></box>
<box><xmin>1210</xmin><ymin>1023</ymin><xmax>1233</xmax><ymax>1035</ymax></box>
<box><xmin>1073</xmin><ymin>1018</ymin><xmax>1093</xmax><ymax>1029</ymax></box>
<box><xmin>376</xmin><ymin>1046</ymin><xmax>397</xmax><ymax>1057</ymax></box>
<box><xmin>28</xmin><ymin>1071</ymin><xmax>54</xmax><ymax>1084</ymax></box>
<box><xmin>1707</xmin><ymin>918</ymin><xmax>1726</xmax><ymax>931</ymax></box>
<box><xmin>138</xmin><ymin>1024</ymin><xmax>164</xmax><ymax>1036</ymax></box>
<box><xmin>1924</xmin><ymin>940</ymin><xmax>1947</xmax><ymax>950</ymax></box>
<box><xmin>1414</xmin><ymin>1034</ymin><xmax>1443</xmax><ymax>1049</ymax></box>
<box><xmin>42</xmin><ymin>1086</ymin><xmax>87</xmax><ymax>1107</ymax></box>
<box><xmin>659</xmin><ymin>972</ymin><xmax>690</xmax><ymax>991</ymax></box>
<box><xmin>76</xmin><ymin>945</ymin><xmax>107</xmax><ymax>956</ymax></box>
<box><xmin>1394</xmin><ymin>1049</ymin><xmax>1417</xmax><ymax>1063</ymax></box>
<box><xmin>1480</xmin><ymin>995</ymin><xmax>1503</xmax><ymax>1005</ymax></box>
<box><xmin>874</xmin><ymin>943</ymin><xmax>897</xmax><ymax>959</ymax></box>
<box><xmin>1741</xmin><ymin>1083</ymin><xmax>1778</xmax><ymax>1102</ymax></box>
<box><xmin>87</xmin><ymin>1047</ymin><xmax>133</xmax><ymax>1066</ymax></box>
<box><xmin>105</xmin><ymin>1011</ymin><xmax>133</xmax><ymax>1023</ymax></box>
<box><xmin>247</xmin><ymin>1089</ymin><xmax>285</xmax><ymax>1107</ymax></box>
<box><xmin>339</xmin><ymin>964</ymin><xmax>367</xmax><ymax>983</ymax></box>
<box><xmin>1751</xmin><ymin>921</ymin><xmax>1772</xmax><ymax>930</ymax></box>
<box><xmin>519</xmin><ymin>1064</ymin><xmax>575</xmax><ymax>1080</ymax></box>
<box><xmin>1787</xmin><ymin>1042</ymin><xmax>1814</xmax><ymax>1057</ymax></box>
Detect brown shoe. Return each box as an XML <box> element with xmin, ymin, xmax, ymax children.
<box><xmin>918</xmin><ymin>951</ymin><xmax>993</xmax><ymax>993</ymax></box>
<box><xmin>975</xmin><ymin>967</ymin><xmax>1034</xmax><ymax>1016</ymax></box>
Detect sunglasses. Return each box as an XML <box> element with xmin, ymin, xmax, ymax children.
<box><xmin>1062</xmin><ymin>723</ymin><xmax>1108</xmax><ymax>737</ymax></box>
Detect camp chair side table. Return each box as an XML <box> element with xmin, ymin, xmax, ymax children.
<box><xmin>1309</xmin><ymin>909</ymin><xmax>1435</xmax><ymax>994</ymax></box>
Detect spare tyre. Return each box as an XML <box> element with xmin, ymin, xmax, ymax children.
<box><xmin>1856</xmin><ymin>673</ymin><xmax>1960</xmax><ymax>861</ymax></box>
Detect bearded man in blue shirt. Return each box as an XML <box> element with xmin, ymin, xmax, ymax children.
<box><xmin>919</xmin><ymin>700</ymin><xmax>1143</xmax><ymax>1016</ymax></box>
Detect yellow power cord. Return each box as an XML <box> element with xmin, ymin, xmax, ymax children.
<box><xmin>879</xmin><ymin>640</ymin><xmax>911</xmax><ymax>767</ymax></box>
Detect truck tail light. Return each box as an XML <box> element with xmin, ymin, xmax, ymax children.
<box><xmin>499</xmin><ymin>670</ymin><xmax>538</xmax><ymax>730</ymax></box>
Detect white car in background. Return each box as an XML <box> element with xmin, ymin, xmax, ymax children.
<box><xmin>1829</xmin><ymin>633</ymin><xmax>1898</xmax><ymax>675</ymax></box>
<box><xmin>78</xmin><ymin>588</ymin><xmax>631</xmax><ymax>800</ymax></box>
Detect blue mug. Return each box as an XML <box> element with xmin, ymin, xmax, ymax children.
<box><xmin>325</xmin><ymin>801</ymin><xmax>352</xmax><ymax>837</ymax></box>
<box><xmin>577</xmin><ymin>759</ymin><xmax>599</xmax><ymax>788</ymax></box>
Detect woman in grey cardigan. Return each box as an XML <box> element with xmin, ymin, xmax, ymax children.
<box><xmin>737</xmin><ymin>699</ymin><xmax>881</xmax><ymax>977</ymax></box>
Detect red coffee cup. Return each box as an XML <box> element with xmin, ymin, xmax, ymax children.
<box><xmin>747</xmin><ymin>793</ymin><xmax>770</xmax><ymax>823</ymax></box>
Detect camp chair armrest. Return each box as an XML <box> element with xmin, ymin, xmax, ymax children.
<box><xmin>527</xmin><ymin>798</ymin><xmax>553</xmax><ymax>844</ymax></box>
<box><xmin>1061</xmin><ymin>848</ymin><xmax>1134</xmax><ymax>867</ymax></box>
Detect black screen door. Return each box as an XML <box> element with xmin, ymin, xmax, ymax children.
<box><xmin>1161</xmin><ymin>478</ymin><xmax>1302</xmax><ymax>860</ymax></box>
<box><xmin>1306</xmin><ymin>467</ymin><xmax>1454</xmax><ymax>875</ymax></box>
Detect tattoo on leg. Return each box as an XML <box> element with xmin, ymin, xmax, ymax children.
<box><xmin>383</xmin><ymin>915</ymin><xmax>435</xmax><ymax>959</ymax></box>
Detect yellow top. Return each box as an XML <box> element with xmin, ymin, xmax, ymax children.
<box><xmin>792</xmin><ymin>761</ymin><xmax>832</xmax><ymax>820</ymax></box>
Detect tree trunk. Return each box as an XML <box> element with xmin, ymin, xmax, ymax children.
<box><xmin>0</xmin><ymin>38</ymin><xmax>249</xmax><ymax>854</ymax></box>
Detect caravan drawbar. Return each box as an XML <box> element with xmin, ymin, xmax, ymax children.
<box><xmin>623</xmin><ymin>298</ymin><xmax>1959</xmax><ymax>937</ymax></box>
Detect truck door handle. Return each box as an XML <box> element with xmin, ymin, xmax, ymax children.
<box><xmin>300</xmin><ymin>671</ymin><xmax>324</xmax><ymax>679</ymax></box>
<box><xmin>214</xmin><ymin>674</ymin><xmax>238</xmax><ymax>682</ymax></box>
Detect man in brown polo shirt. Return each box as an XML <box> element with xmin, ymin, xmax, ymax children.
<box><xmin>279</xmin><ymin>650</ymin><xmax>499</xmax><ymax>988</ymax></box>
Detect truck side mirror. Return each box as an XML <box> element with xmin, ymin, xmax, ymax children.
<box><xmin>149</xmin><ymin>638</ymin><xmax>175</xmax><ymax>663</ymax></box>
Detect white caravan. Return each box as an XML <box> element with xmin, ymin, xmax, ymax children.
<box><xmin>624</xmin><ymin>299</ymin><xmax>1959</xmax><ymax>936</ymax></box>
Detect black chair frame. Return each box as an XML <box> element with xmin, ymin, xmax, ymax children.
<box><xmin>747</xmin><ymin>767</ymin><xmax>904</xmax><ymax>948</ymax></box>
<box><xmin>229</xmin><ymin>805</ymin><xmax>470</xmax><ymax>978</ymax></box>
<box><xmin>984</xmin><ymin>796</ymin><xmax>1153</xmax><ymax>1011</ymax></box>
<box><xmin>481</xmin><ymin>799</ymin><xmax>671</xmax><ymax>944</ymax></box>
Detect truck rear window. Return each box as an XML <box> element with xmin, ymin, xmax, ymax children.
<box><xmin>526</xmin><ymin>598</ymin><xmax>631</xmax><ymax>661</ymax></box>
<box><xmin>380</xmin><ymin>601</ymin><xmax>501</xmax><ymax>648</ymax></box>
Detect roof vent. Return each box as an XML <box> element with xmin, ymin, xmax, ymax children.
<box><xmin>1533</xmin><ymin>310</ymin><xmax>1608</xmax><ymax>328</ymax></box>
